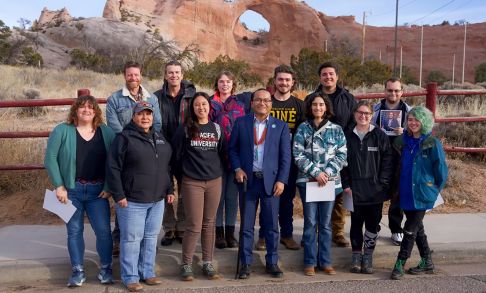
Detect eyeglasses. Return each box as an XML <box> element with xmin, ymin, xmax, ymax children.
<box><xmin>356</xmin><ymin>111</ymin><xmax>372</xmax><ymax>117</ymax></box>
<box><xmin>253</xmin><ymin>99</ymin><xmax>272</xmax><ymax>104</ymax></box>
<box><xmin>386</xmin><ymin>89</ymin><xmax>402</xmax><ymax>93</ymax></box>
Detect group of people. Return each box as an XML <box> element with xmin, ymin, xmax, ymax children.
<box><xmin>44</xmin><ymin>60</ymin><xmax>448</xmax><ymax>292</ymax></box>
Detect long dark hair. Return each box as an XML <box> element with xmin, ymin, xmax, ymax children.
<box><xmin>305</xmin><ymin>94</ymin><xmax>334</xmax><ymax>121</ymax></box>
<box><xmin>186</xmin><ymin>92</ymin><xmax>211</xmax><ymax>138</ymax></box>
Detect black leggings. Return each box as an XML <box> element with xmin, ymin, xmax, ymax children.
<box><xmin>350</xmin><ymin>203</ymin><xmax>383</xmax><ymax>252</ymax></box>
<box><xmin>397</xmin><ymin>210</ymin><xmax>431</xmax><ymax>260</ymax></box>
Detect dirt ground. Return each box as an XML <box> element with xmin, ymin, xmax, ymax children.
<box><xmin>0</xmin><ymin>158</ymin><xmax>485</xmax><ymax>227</ymax></box>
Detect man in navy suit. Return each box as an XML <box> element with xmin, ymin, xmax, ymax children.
<box><xmin>229</xmin><ymin>89</ymin><xmax>291</xmax><ymax>279</ymax></box>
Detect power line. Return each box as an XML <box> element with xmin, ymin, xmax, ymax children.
<box><xmin>370</xmin><ymin>0</ymin><xmax>418</xmax><ymax>18</ymax></box>
<box><xmin>427</xmin><ymin>0</ymin><xmax>473</xmax><ymax>24</ymax></box>
<box><xmin>410</xmin><ymin>0</ymin><xmax>457</xmax><ymax>24</ymax></box>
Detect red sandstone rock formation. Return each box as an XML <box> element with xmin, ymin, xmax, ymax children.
<box><xmin>102</xmin><ymin>0</ymin><xmax>485</xmax><ymax>82</ymax></box>
<box><xmin>33</xmin><ymin>7</ymin><xmax>72</xmax><ymax>29</ymax></box>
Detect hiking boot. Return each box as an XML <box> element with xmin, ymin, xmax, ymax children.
<box><xmin>180</xmin><ymin>263</ymin><xmax>194</xmax><ymax>281</ymax></box>
<box><xmin>215</xmin><ymin>226</ymin><xmax>227</xmax><ymax>249</ymax></box>
<box><xmin>255</xmin><ymin>238</ymin><xmax>266</xmax><ymax>251</ymax></box>
<box><xmin>225</xmin><ymin>226</ymin><xmax>238</xmax><ymax>248</ymax></box>
<box><xmin>391</xmin><ymin>233</ymin><xmax>403</xmax><ymax>246</ymax></box>
<box><xmin>408</xmin><ymin>256</ymin><xmax>435</xmax><ymax>275</ymax></box>
<box><xmin>160</xmin><ymin>230</ymin><xmax>175</xmax><ymax>246</ymax></box>
<box><xmin>202</xmin><ymin>262</ymin><xmax>219</xmax><ymax>280</ymax></box>
<box><xmin>333</xmin><ymin>235</ymin><xmax>350</xmax><ymax>247</ymax></box>
<box><xmin>67</xmin><ymin>268</ymin><xmax>86</xmax><ymax>287</ymax></box>
<box><xmin>350</xmin><ymin>253</ymin><xmax>362</xmax><ymax>273</ymax></box>
<box><xmin>98</xmin><ymin>265</ymin><xmax>113</xmax><ymax>284</ymax></box>
<box><xmin>361</xmin><ymin>254</ymin><xmax>374</xmax><ymax>274</ymax></box>
<box><xmin>280</xmin><ymin>237</ymin><xmax>300</xmax><ymax>250</ymax></box>
<box><xmin>390</xmin><ymin>258</ymin><xmax>406</xmax><ymax>280</ymax></box>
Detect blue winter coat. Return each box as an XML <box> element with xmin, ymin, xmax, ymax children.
<box><xmin>393</xmin><ymin>134</ymin><xmax>448</xmax><ymax>210</ymax></box>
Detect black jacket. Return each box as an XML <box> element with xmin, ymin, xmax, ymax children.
<box><xmin>341</xmin><ymin>126</ymin><xmax>394</xmax><ymax>205</ymax></box>
<box><xmin>305</xmin><ymin>84</ymin><xmax>357</xmax><ymax>132</ymax></box>
<box><xmin>153</xmin><ymin>80</ymin><xmax>196</xmax><ymax>140</ymax></box>
<box><xmin>106</xmin><ymin>121</ymin><xmax>173</xmax><ymax>203</ymax></box>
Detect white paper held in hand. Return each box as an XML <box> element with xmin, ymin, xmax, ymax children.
<box><xmin>305</xmin><ymin>181</ymin><xmax>335</xmax><ymax>202</ymax></box>
<box><xmin>43</xmin><ymin>189</ymin><xmax>77</xmax><ymax>223</ymax></box>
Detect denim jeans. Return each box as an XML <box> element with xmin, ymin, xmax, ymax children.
<box><xmin>216</xmin><ymin>170</ymin><xmax>239</xmax><ymax>227</ymax></box>
<box><xmin>297</xmin><ymin>183</ymin><xmax>334</xmax><ymax>267</ymax></box>
<box><xmin>116</xmin><ymin>200</ymin><xmax>164</xmax><ymax>285</ymax></box>
<box><xmin>66</xmin><ymin>181</ymin><xmax>112</xmax><ymax>268</ymax></box>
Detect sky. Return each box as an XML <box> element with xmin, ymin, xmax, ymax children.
<box><xmin>0</xmin><ymin>0</ymin><xmax>485</xmax><ymax>30</ymax></box>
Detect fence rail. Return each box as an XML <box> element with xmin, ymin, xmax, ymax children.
<box><xmin>1</xmin><ymin>83</ymin><xmax>486</xmax><ymax>170</ymax></box>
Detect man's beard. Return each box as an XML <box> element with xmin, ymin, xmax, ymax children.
<box><xmin>276</xmin><ymin>87</ymin><xmax>291</xmax><ymax>95</ymax></box>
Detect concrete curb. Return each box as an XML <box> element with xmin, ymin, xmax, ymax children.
<box><xmin>1</xmin><ymin>241</ymin><xmax>486</xmax><ymax>284</ymax></box>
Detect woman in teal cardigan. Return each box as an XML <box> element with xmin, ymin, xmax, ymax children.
<box><xmin>44</xmin><ymin>95</ymin><xmax>115</xmax><ymax>287</ymax></box>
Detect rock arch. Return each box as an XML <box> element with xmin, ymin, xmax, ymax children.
<box><xmin>103</xmin><ymin>0</ymin><xmax>328</xmax><ymax>77</ymax></box>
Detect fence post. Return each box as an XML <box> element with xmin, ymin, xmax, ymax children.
<box><xmin>426</xmin><ymin>82</ymin><xmax>438</xmax><ymax>118</ymax></box>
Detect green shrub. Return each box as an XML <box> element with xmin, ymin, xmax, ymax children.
<box><xmin>185</xmin><ymin>55</ymin><xmax>262</xmax><ymax>88</ymax></box>
<box><xmin>427</xmin><ymin>70</ymin><xmax>448</xmax><ymax>85</ymax></box>
<box><xmin>290</xmin><ymin>47</ymin><xmax>391</xmax><ymax>90</ymax></box>
<box><xmin>474</xmin><ymin>62</ymin><xmax>486</xmax><ymax>83</ymax></box>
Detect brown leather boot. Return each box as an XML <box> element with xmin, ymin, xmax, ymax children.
<box><xmin>225</xmin><ymin>226</ymin><xmax>238</xmax><ymax>248</ymax></box>
<box><xmin>215</xmin><ymin>226</ymin><xmax>227</xmax><ymax>249</ymax></box>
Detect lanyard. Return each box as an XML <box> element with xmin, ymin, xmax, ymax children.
<box><xmin>253</xmin><ymin>120</ymin><xmax>267</xmax><ymax>162</ymax></box>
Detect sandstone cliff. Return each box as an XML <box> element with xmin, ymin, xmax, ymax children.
<box><xmin>26</xmin><ymin>0</ymin><xmax>485</xmax><ymax>82</ymax></box>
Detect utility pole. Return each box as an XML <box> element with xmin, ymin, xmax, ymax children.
<box><xmin>462</xmin><ymin>22</ymin><xmax>467</xmax><ymax>84</ymax></box>
<box><xmin>400</xmin><ymin>46</ymin><xmax>403</xmax><ymax>78</ymax></box>
<box><xmin>379</xmin><ymin>50</ymin><xmax>382</xmax><ymax>61</ymax></box>
<box><xmin>393</xmin><ymin>0</ymin><xmax>399</xmax><ymax>76</ymax></box>
<box><xmin>361</xmin><ymin>12</ymin><xmax>366</xmax><ymax>64</ymax></box>
<box><xmin>419</xmin><ymin>25</ymin><xmax>424</xmax><ymax>87</ymax></box>
<box><xmin>325</xmin><ymin>39</ymin><xmax>328</xmax><ymax>52</ymax></box>
<box><xmin>452</xmin><ymin>53</ymin><xmax>456</xmax><ymax>85</ymax></box>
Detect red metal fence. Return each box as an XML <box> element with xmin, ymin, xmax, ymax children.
<box><xmin>1</xmin><ymin>83</ymin><xmax>486</xmax><ymax>171</ymax></box>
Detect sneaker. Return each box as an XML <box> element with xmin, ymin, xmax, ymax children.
<box><xmin>67</xmin><ymin>270</ymin><xmax>86</xmax><ymax>287</ymax></box>
<box><xmin>180</xmin><ymin>263</ymin><xmax>194</xmax><ymax>281</ymax></box>
<box><xmin>202</xmin><ymin>262</ymin><xmax>219</xmax><ymax>279</ymax></box>
<box><xmin>98</xmin><ymin>266</ymin><xmax>114</xmax><ymax>284</ymax></box>
<box><xmin>255</xmin><ymin>238</ymin><xmax>266</xmax><ymax>251</ymax></box>
<box><xmin>391</xmin><ymin>233</ymin><xmax>403</xmax><ymax>246</ymax></box>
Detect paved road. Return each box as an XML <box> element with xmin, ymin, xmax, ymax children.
<box><xmin>2</xmin><ymin>263</ymin><xmax>485</xmax><ymax>293</ymax></box>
